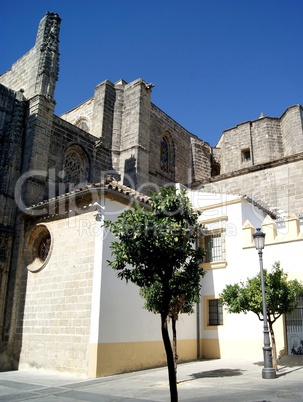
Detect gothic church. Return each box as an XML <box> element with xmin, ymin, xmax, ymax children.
<box><xmin>1</xmin><ymin>12</ymin><xmax>303</xmax><ymax>376</ymax></box>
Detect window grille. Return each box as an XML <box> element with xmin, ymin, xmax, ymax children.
<box><xmin>204</xmin><ymin>233</ymin><xmax>225</xmax><ymax>262</ymax></box>
<box><xmin>209</xmin><ymin>299</ymin><xmax>223</xmax><ymax>326</ymax></box>
<box><xmin>286</xmin><ymin>297</ymin><xmax>303</xmax><ymax>334</ymax></box>
<box><xmin>286</xmin><ymin>296</ymin><xmax>303</xmax><ymax>355</ymax></box>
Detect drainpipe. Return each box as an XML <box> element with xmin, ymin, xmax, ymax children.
<box><xmin>196</xmin><ymin>236</ymin><xmax>201</xmax><ymax>360</ymax></box>
<box><xmin>196</xmin><ymin>297</ymin><xmax>200</xmax><ymax>359</ymax></box>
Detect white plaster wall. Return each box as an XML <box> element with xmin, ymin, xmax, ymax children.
<box><xmin>194</xmin><ymin>191</ymin><xmax>303</xmax><ymax>359</ymax></box>
<box><xmin>90</xmin><ymin>197</ymin><xmax>198</xmax><ymax>345</ymax></box>
<box><xmin>199</xmin><ymin>200</ymin><xmax>265</xmax><ymax>342</ymax></box>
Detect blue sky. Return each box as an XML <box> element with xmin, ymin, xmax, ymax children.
<box><xmin>2</xmin><ymin>0</ymin><xmax>303</xmax><ymax>146</ymax></box>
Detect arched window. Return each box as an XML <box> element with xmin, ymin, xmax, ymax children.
<box><xmin>160</xmin><ymin>136</ymin><xmax>169</xmax><ymax>173</ymax></box>
<box><xmin>76</xmin><ymin>118</ymin><xmax>89</xmax><ymax>133</ymax></box>
<box><xmin>160</xmin><ymin>133</ymin><xmax>175</xmax><ymax>178</ymax></box>
<box><xmin>63</xmin><ymin>146</ymin><xmax>88</xmax><ymax>186</ymax></box>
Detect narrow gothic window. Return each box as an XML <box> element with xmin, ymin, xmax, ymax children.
<box><xmin>77</xmin><ymin>119</ymin><xmax>89</xmax><ymax>132</ymax></box>
<box><xmin>160</xmin><ymin>137</ymin><xmax>169</xmax><ymax>173</ymax></box>
<box><xmin>63</xmin><ymin>150</ymin><xmax>84</xmax><ymax>185</ymax></box>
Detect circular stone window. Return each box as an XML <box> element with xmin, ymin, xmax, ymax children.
<box><xmin>38</xmin><ymin>233</ymin><xmax>51</xmax><ymax>261</ymax></box>
<box><xmin>26</xmin><ymin>225</ymin><xmax>52</xmax><ymax>272</ymax></box>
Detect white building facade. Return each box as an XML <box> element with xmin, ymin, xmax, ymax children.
<box><xmin>189</xmin><ymin>188</ymin><xmax>303</xmax><ymax>362</ymax></box>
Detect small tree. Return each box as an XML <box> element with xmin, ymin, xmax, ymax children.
<box><xmin>104</xmin><ymin>187</ymin><xmax>204</xmax><ymax>402</ymax></box>
<box><xmin>220</xmin><ymin>262</ymin><xmax>303</xmax><ymax>370</ymax></box>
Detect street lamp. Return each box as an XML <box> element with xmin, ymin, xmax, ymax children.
<box><xmin>253</xmin><ymin>228</ymin><xmax>276</xmax><ymax>379</ymax></box>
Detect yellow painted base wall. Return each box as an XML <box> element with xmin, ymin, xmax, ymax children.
<box><xmin>89</xmin><ymin>339</ymin><xmax>198</xmax><ymax>377</ymax></box>
<box><xmin>201</xmin><ymin>338</ymin><xmax>221</xmax><ymax>359</ymax></box>
<box><xmin>201</xmin><ymin>318</ymin><xmax>286</xmax><ymax>362</ymax></box>
<box><xmin>202</xmin><ymin>337</ymin><xmax>285</xmax><ymax>361</ymax></box>
<box><xmin>203</xmin><ymin>338</ymin><xmax>264</xmax><ymax>360</ymax></box>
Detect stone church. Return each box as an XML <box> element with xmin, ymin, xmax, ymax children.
<box><xmin>1</xmin><ymin>12</ymin><xmax>303</xmax><ymax>376</ymax></box>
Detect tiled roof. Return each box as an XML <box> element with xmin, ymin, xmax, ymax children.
<box><xmin>28</xmin><ymin>176</ymin><xmax>151</xmax><ymax>210</ymax></box>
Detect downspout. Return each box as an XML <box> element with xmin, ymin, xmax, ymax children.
<box><xmin>196</xmin><ymin>235</ymin><xmax>201</xmax><ymax>360</ymax></box>
<box><xmin>196</xmin><ymin>296</ymin><xmax>200</xmax><ymax>359</ymax></box>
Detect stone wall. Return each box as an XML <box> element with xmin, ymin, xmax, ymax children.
<box><xmin>205</xmin><ymin>105</ymin><xmax>303</xmax><ymax>216</ymax></box>
<box><xmin>191</xmin><ymin>137</ymin><xmax>212</xmax><ymax>182</ymax></box>
<box><xmin>60</xmin><ymin>77</ymin><xmax>211</xmax><ymax>192</ymax></box>
<box><xmin>20</xmin><ymin>95</ymin><xmax>55</xmax><ymax>208</ymax></box>
<box><xmin>0</xmin><ymin>85</ymin><xmax>26</xmax><ymax>228</ymax></box>
<box><xmin>148</xmin><ymin>103</ymin><xmax>210</xmax><ymax>189</ymax></box>
<box><xmin>60</xmin><ymin>98</ymin><xmax>94</xmax><ymax>133</ymax></box>
<box><xmin>0</xmin><ymin>13</ymin><xmax>61</xmax><ymax>101</ymax></box>
<box><xmin>118</xmin><ymin>79</ymin><xmax>151</xmax><ymax>189</ymax></box>
<box><xmin>49</xmin><ymin>116</ymin><xmax>112</xmax><ymax>193</ymax></box>
<box><xmin>201</xmin><ymin>153</ymin><xmax>303</xmax><ymax>216</ymax></box>
<box><xmin>0</xmin><ymin>84</ymin><xmax>26</xmax><ymax>341</ymax></box>
<box><xmin>0</xmin><ymin>47</ymin><xmax>38</xmax><ymax>100</ymax></box>
<box><xmin>17</xmin><ymin>211</ymin><xmax>95</xmax><ymax>376</ymax></box>
<box><xmin>281</xmin><ymin>105</ymin><xmax>303</xmax><ymax>155</ymax></box>
<box><xmin>217</xmin><ymin>105</ymin><xmax>303</xmax><ymax>176</ymax></box>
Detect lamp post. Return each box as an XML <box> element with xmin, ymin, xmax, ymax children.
<box><xmin>253</xmin><ymin>228</ymin><xmax>276</xmax><ymax>379</ymax></box>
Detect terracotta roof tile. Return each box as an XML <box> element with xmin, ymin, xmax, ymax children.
<box><xmin>29</xmin><ymin>176</ymin><xmax>151</xmax><ymax>209</ymax></box>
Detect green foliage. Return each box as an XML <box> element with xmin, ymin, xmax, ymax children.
<box><xmin>219</xmin><ymin>262</ymin><xmax>303</xmax><ymax>323</ymax></box>
<box><xmin>104</xmin><ymin>187</ymin><xmax>205</xmax><ymax>318</ymax></box>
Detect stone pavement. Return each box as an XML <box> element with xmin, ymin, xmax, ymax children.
<box><xmin>0</xmin><ymin>356</ymin><xmax>303</xmax><ymax>401</ymax></box>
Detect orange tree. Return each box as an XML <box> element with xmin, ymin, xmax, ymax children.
<box><xmin>220</xmin><ymin>262</ymin><xmax>303</xmax><ymax>370</ymax></box>
<box><xmin>104</xmin><ymin>187</ymin><xmax>204</xmax><ymax>402</ymax></box>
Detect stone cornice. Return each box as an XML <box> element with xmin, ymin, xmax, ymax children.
<box><xmin>196</xmin><ymin>151</ymin><xmax>303</xmax><ymax>185</ymax></box>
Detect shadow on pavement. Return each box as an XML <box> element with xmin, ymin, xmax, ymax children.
<box><xmin>276</xmin><ymin>366</ymin><xmax>303</xmax><ymax>378</ymax></box>
<box><xmin>253</xmin><ymin>361</ymin><xmax>264</xmax><ymax>367</ymax></box>
<box><xmin>178</xmin><ymin>368</ymin><xmax>245</xmax><ymax>384</ymax></box>
<box><xmin>254</xmin><ymin>355</ymin><xmax>303</xmax><ymax>378</ymax></box>
<box><xmin>191</xmin><ymin>368</ymin><xmax>245</xmax><ymax>378</ymax></box>
<box><xmin>278</xmin><ymin>355</ymin><xmax>303</xmax><ymax>367</ymax></box>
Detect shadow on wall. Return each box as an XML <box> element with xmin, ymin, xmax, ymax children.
<box><xmin>0</xmin><ymin>221</ymin><xmax>27</xmax><ymax>371</ymax></box>
<box><xmin>200</xmin><ymin>268</ymin><xmax>221</xmax><ymax>360</ymax></box>
<box><xmin>123</xmin><ymin>156</ymin><xmax>137</xmax><ymax>189</ymax></box>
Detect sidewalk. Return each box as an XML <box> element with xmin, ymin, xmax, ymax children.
<box><xmin>0</xmin><ymin>356</ymin><xmax>303</xmax><ymax>401</ymax></box>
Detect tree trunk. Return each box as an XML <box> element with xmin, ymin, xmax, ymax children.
<box><xmin>161</xmin><ymin>313</ymin><xmax>178</xmax><ymax>402</ymax></box>
<box><xmin>172</xmin><ymin>316</ymin><xmax>178</xmax><ymax>378</ymax></box>
<box><xmin>268</xmin><ymin>320</ymin><xmax>278</xmax><ymax>371</ymax></box>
